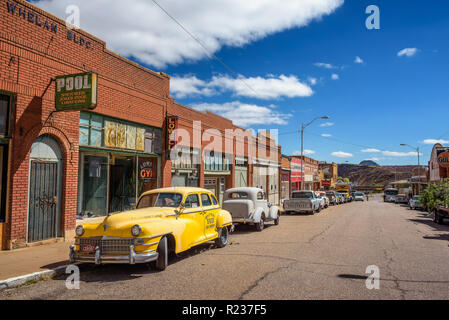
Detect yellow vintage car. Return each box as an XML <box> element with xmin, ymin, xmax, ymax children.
<box><xmin>70</xmin><ymin>187</ymin><xmax>233</xmax><ymax>270</ymax></box>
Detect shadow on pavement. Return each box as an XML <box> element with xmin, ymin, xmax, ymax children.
<box><xmin>231</xmin><ymin>223</ymin><xmax>275</xmax><ymax>234</ymax></box>
<box><xmin>49</xmin><ymin>242</ymin><xmax>222</xmax><ymax>283</ymax></box>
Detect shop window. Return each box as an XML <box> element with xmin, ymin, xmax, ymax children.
<box><xmin>0</xmin><ymin>95</ymin><xmax>11</xmax><ymax>137</ymax></box>
<box><xmin>79</xmin><ymin>112</ymin><xmax>162</xmax><ymax>154</ymax></box>
<box><xmin>79</xmin><ymin>112</ymin><xmax>103</xmax><ymax>147</ymax></box>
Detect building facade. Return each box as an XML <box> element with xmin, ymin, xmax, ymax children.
<box><xmin>429</xmin><ymin>143</ymin><xmax>449</xmax><ymax>184</ymax></box>
<box><xmin>319</xmin><ymin>162</ymin><xmax>338</xmax><ymax>190</ymax></box>
<box><xmin>280</xmin><ymin>155</ymin><xmax>291</xmax><ymax>203</ymax></box>
<box><xmin>0</xmin><ymin>0</ymin><xmax>283</xmax><ymax>249</ymax></box>
<box><xmin>289</xmin><ymin>156</ymin><xmax>319</xmax><ymax>191</ymax></box>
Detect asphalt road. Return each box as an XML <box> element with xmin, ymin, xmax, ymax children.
<box><xmin>2</xmin><ymin>196</ymin><xmax>449</xmax><ymax>300</ymax></box>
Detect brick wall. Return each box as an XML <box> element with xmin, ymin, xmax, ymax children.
<box><xmin>0</xmin><ymin>0</ymin><xmax>170</xmax><ymax>249</ymax></box>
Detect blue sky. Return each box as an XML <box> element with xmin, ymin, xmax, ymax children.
<box><xmin>35</xmin><ymin>0</ymin><xmax>449</xmax><ymax>165</ymax></box>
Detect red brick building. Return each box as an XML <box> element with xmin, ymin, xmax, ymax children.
<box><xmin>0</xmin><ymin>0</ymin><xmax>281</xmax><ymax>250</ymax></box>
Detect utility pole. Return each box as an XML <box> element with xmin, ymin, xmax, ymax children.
<box><xmin>300</xmin><ymin>116</ymin><xmax>329</xmax><ymax>190</ymax></box>
<box><xmin>400</xmin><ymin>144</ymin><xmax>421</xmax><ymax>195</ymax></box>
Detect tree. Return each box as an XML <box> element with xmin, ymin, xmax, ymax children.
<box><xmin>420</xmin><ymin>179</ymin><xmax>449</xmax><ymax>212</ymax></box>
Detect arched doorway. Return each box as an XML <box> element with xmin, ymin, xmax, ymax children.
<box><xmin>27</xmin><ymin>134</ymin><xmax>62</xmax><ymax>242</ymax></box>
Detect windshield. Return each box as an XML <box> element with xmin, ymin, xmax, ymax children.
<box><xmin>385</xmin><ymin>189</ymin><xmax>398</xmax><ymax>196</ymax></box>
<box><xmin>414</xmin><ymin>196</ymin><xmax>420</xmax><ymax>200</ymax></box>
<box><xmin>292</xmin><ymin>192</ymin><xmax>313</xmax><ymax>199</ymax></box>
<box><xmin>137</xmin><ymin>193</ymin><xmax>183</xmax><ymax>209</ymax></box>
<box><xmin>326</xmin><ymin>193</ymin><xmax>334</xmax><ymax>197</ymax></box>
<box><xmin>355</xmin><ymin>193</ymin><xmax>364</xmax><ymax>196</ymax></box>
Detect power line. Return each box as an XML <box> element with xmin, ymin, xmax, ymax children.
<box><xmin>150</xmin><ymin>0</ymin><xmax>261</xmax><ymax>98</ymax></box>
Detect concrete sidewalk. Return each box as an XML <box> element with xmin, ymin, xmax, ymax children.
<box><xmin>0</xmin><ymin>240</ymin><xmax>73</xmax><ymax>283</ymax></box>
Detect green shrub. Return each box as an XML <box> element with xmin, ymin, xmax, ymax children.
<box><xmin>420</xmin><ymin>179</ymin><xmax>449</xmax><ymax>212</ymax></box>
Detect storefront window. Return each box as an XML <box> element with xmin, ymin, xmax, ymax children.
<box><xmin>204</xmin><ymin>152</ymin><xmax>231</xmax><ymax>172</ymax></box>
<box><xmin>79</xmin><ymin>112</ymin><xmax>161</xmax><ymax>154</ymax></box>
<box><xmin>0</xmin><ymin>95</ymin><xmax>10</xmax><ymax>137</ymax></box>
<box><xmin>81</xmin><ymin>155</ymin><xmax>108</xmax><ymax>217</ymax></box>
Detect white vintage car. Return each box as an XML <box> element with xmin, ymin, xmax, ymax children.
<box><xmin>222</xmin><ymin>187</ymin><xmax>280</xmax><ymax>231</ymax></box>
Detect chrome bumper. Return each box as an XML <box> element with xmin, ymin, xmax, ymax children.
<box><xmin>70</xmin><ymin>245</ymin><xmax>158</xmax><ymax>265</ymax></box>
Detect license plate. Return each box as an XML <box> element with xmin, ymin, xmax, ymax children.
<box><xmin>81</xmin><ymin>244</ymin><xmax>96</xmax><ymax>253</ymax></box>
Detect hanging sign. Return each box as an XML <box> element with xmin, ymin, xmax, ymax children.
<box><xmin>55</xmin><ymin>72</ymin><xmax>97</xmax><ymax>111</ymax></box>
<box><xmin>166</xmin><ymin>116</ymin><xmax>178</xmax><ymax>159</ymax></box>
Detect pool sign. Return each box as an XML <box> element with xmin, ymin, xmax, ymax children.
<box><xmin>55</xmin><ymin>72</ymin><xmax>97</xmax><ymax>111</ymax></box>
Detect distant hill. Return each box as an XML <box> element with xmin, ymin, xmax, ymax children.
<box><xmin>360</xmin><ymin>160</ymin><xmax>379</xmax><ymax>166</ymax></box>
<box><xmin>338</xmin><ymin>164</ymin><xmax>421</xmax><ymax>186</ymax></box>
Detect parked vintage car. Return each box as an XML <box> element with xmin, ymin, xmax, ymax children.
<box><xmin>337</xmin><ymin>192</ymin><xmax>348</xmax><ymax>203</ymax></box>
<box><xmin>395</xmin><ymin>194</ymin><xmax>408</xmax><ymax>204</ymax></box>
<box><xmin>409</xmin><ymin>195</ymin><xmax>423</xmax><ymax>210</ymax></box>
<box><xmin>326</xmin><ymin>191</ymin><xmax>338</xmax><ymax>205</ymax></box>
<box><xmin>354</xmin><ymin>192</ymin><xmax>365</xmax><ymax>201</ymax></box>
<box><xmin>316</xmin><ymin>192</ymin><xmax>329</xmax><ymax>209</ymax></box>
<box><xmin>70</xmin><ymin>187</ymin><xmax>233</xmax><ymax>271</ymax></box>
<box><xmin>222</xmin><ymin>187</ymin><xmax>280</xmax><ymax>231</ymax></box>
<box><xmin>283</xmin><ymin>190</ymin><xmax>321</xmax><ymax>215</ymax></box>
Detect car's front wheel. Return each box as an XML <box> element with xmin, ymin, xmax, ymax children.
<box><xmin>215</xmin><ymin>227</ymin><xmax>229</xmax><ymax>248</ymax></box>
<box><xmin>274</xmin><ymin>212</ymin><xmax>280</xmax><ymax>225</ymax></box>
<box><xmin>154</xmin><ymin>236</ymin><xmax>168</xmax><ymax>271</ymax></box>
<box><xmin>255</xmin><ymin>217</ymin><xmax>264</xmax><ymax>232</ymax></box>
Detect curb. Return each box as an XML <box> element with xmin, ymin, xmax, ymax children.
<box><xmin>0</xmin><ymin>263</ymin><xmax>78</xmax><ymax>291</ymax></box>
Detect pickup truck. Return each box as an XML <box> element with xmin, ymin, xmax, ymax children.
<box><xmin>283</xmin><ymin>190</ymin><xmax>322</xmax><ymax>215</ymax></box>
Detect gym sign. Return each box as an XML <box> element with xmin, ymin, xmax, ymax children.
<box><xmin>55</xmin><ymin>72</ymin><xmax>97</xmax><ymax>111</ymax></box>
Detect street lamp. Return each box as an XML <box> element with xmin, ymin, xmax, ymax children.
<box><xmin>300</xmin><ymin>116</ymin><xmax>329</xmax><ymax>190</ymax></box>
<box><xmin>400</xmin><ymin>143</ymin><xmax>421</xmax><ymax>195</ymax></box>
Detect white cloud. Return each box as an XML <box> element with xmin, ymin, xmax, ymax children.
<box><xmin>361</xmin><ymin>148</ymin><xmax>381</xmax><ymax>153</ymax></box>
<box><xmin>422</xmin><ymin>139</ymin><xmax>449</xmax><ymax>145</ymax></box>
<box><xmin>321</xmin><ymin>134</ymin><xmax>332</xmax><ymax>137</ymax></box>
<box><xmin>191</xmin><ymin>101</ymin><xmax>291</xmax><ymax>127</ymax></box>
<box><xmin>354</xmin><ymin>56</ymin><xmax>364</xmax><ymax>64</ymax></box>
<box><xmin>36</xmin><ymin>0</ymin><xmax>344</xmax><ymax>68</ymax></box>
<box><xmin>320</xmin><ymin>122</ymin><xmax>334</xmax><ymax>127</ymax></box>
<box><xmin>211</xmin><ymin>75</ymin><xmax>313</xmax><ymax>99</ymax></box>
<box><xmin>308</xmin><ymin>77</ymin><xmax>318</xmax><ymax>86</ymax></box>
<box><xmin>331</xmin><ymin>73</ymin><xmax>339</xmax><ymax>80</ymax></box>
<box><xmin>331</xmin><ymin>151</ymin><xmax>353</xmax><ymax>158</ymax></box>
<box><xmin>397</xmin><ymin>48</ymin><xmax>418</xmax><ymax>58</ymax></box>
<box><xmin>171</xmin><ymin>74</ymin><xmax>313</xmax><ymax>99</ymax></box>
<box><xmin>292</xmin><ymin>149</ymin><xmax>315</xmax><ymax>156</ymax></box>
<box><xmin>314</xmin><ymin>62</ymin><xmax>336</xmax><ymax>69</ymax></box>
<box><xmin>382</xmin><ymin>151</ymin><xmax>423</xmax><ymax>157</ymax></box>
<box><xmin>170</xmin><ymin>75</ymin><xmax>215</xmax><ymax>98</ymax></box>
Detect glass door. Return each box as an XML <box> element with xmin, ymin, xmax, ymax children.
<box><xmin>109</xmin><ymin>156</ymin><xmax>136</xmax><ymax>213</ymax></box>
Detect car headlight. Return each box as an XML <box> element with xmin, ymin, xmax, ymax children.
<box><xmin>131</xmin><ymin>225</ymin><xmax>142</xmax><ymax>237</ymax></box>
<box><xmin>75</xmin><ymin>225</ymin><xmax>84</xmax><ymax>236</ymax></box>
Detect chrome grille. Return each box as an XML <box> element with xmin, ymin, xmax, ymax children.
<box><xmin>79</xmin><ymin>238</ymin><xmax>135</xmax><ymax>254</ymax></box>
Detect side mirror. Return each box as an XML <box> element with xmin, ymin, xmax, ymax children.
<box><xmin>267</xmin><ymin>202</ymin><xmax>273</xmax><ymax>208</ymax></box>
